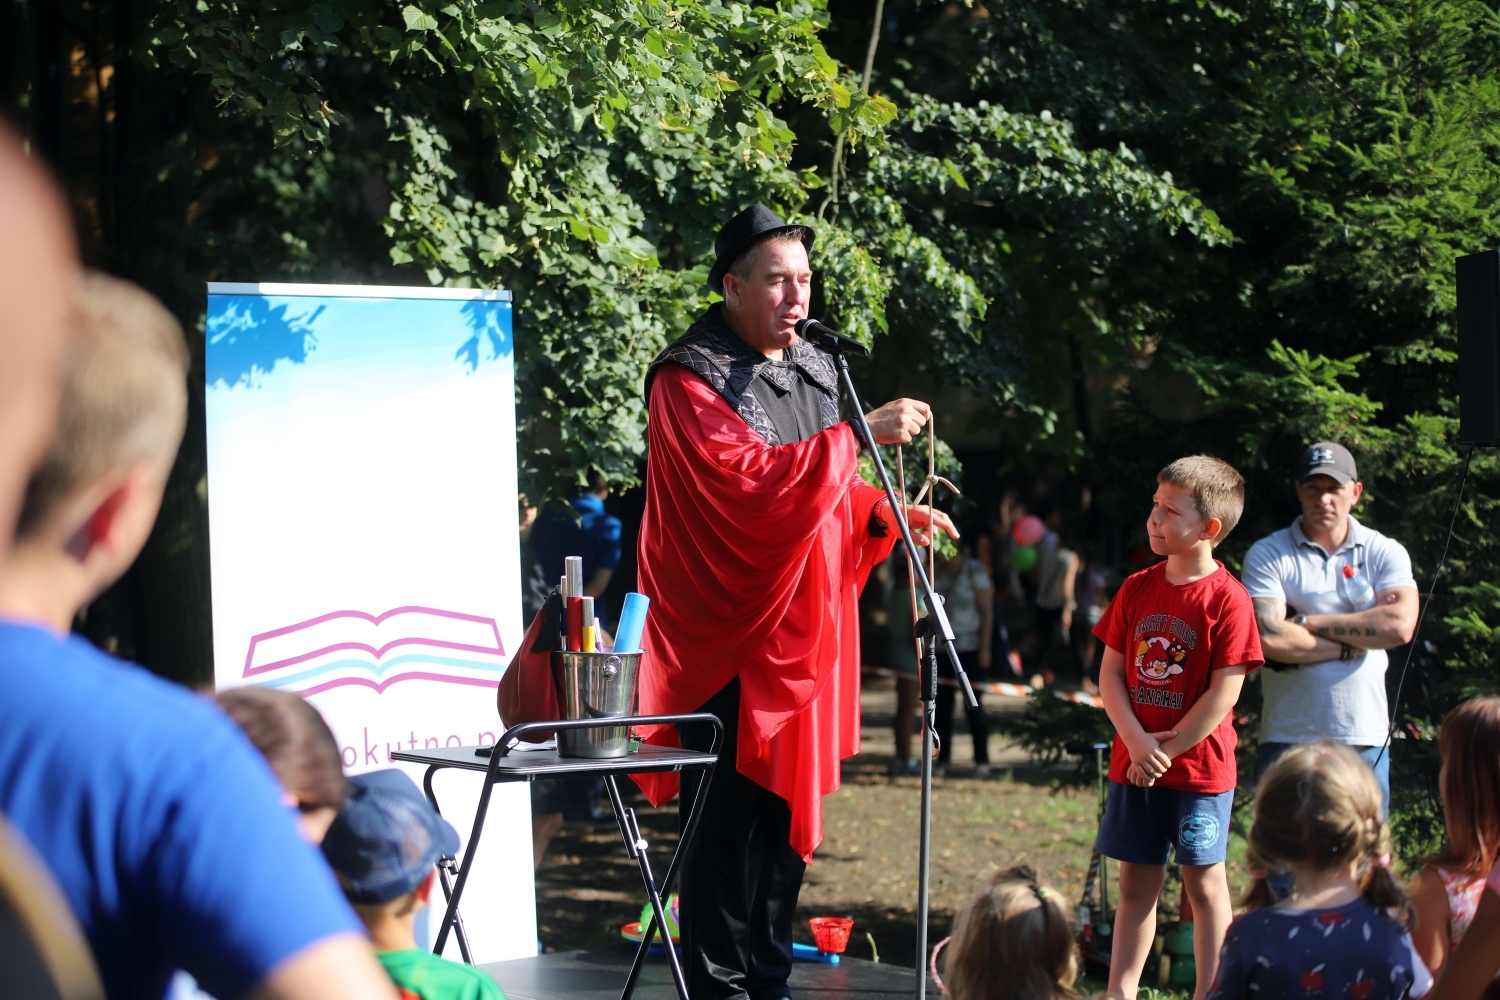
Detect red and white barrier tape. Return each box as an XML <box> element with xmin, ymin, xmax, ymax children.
<box><xmin>860</xmin><ymin>666</ymin><xmax>1102</xmax><ymax>708</ymax></box>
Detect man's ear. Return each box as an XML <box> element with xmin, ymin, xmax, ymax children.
<box><xmin>1350</xmin><ymin>481</ymin><xmax>1364</xmax><ymax>504</ymax></box>
<box><xmin>721</xmin><ymin>272</ymin><xmax>741</xmax><ymax>309</ymax></box>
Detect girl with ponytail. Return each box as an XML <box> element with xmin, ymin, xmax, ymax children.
<box><xmin>1206</xmin><ymin>741</ymin><xmax>1431</xmax><ymax>1000</ymax></box>
<box><xmin>931</xmin><ymin>866</ymin><xmax>1078</xmax><ymax>1000</ymax></box>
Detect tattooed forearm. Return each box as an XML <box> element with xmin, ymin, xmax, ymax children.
<box><xmin>1253</xmin><ymin>598</ymin><xmax>1287</xmax><ymax>635</ymax></box>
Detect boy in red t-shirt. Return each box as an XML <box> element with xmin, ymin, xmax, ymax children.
<box><xmin>1094</xmin><ymin>455</ymin><xmax>1263</xmax><ymax>1000</ymax></box>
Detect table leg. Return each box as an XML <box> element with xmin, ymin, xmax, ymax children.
<box><xmin>419</xmin><ymin>766</ymin><xmax>475</xmax><ymax>964</ymax></box>
<box><xmin>614</xmin><ymin>760</ymin><xmax>715</xmax><ymax>1000</ymax></box>
<box><xmin>433</xmin><ymin>770</ymin><xmax>497</xmax><ymax>963</ymax></box>
<box><xmin>621</xmin><ymin>803</ymin><xmax>689</xmax><ymax>1000</ymax></box>
<box><xmin>606</xmin><ymin>776</ymin><xmax>660</xmax><ymax>1000</ymax></box>
<box><xmin>437</xmin><ymin>857</ymin><xmax>474</xmax><ymax>964</ymax></box>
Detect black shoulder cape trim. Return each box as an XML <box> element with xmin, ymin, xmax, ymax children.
<box><xmin>644</xmin><ymin>305</ymin><xmax>839</xmax><ymax>445</ymax></box>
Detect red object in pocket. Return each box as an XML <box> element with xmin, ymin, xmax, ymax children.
<box><xmin>497</xmin><ymin>607</ymin><xmax>561</xmax><ymax>738</ymax></box>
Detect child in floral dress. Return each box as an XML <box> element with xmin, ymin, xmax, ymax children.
<box><xmin>1207</xmin><ymin>742</ymin><xmax>1431</xmax><ymax>1000</ymax></box>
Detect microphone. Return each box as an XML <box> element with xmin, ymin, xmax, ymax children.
<box><xmin>794</xmin><ymin>318</ymin><xmax>871</xmax><ymax>359</ymax></box>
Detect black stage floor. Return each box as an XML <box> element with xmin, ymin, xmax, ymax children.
<box><xmin>480</xmin><ymin>946</ymin><xmax>932</xmax><ymax>1000</ymax></box>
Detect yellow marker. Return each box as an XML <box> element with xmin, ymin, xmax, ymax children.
<box><xmin>582</xmin><ymin>624</ymin><xmax>597</xmax><ymax>653</ymax></box>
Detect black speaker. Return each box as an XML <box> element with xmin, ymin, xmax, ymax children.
<box><xmin>1459</xmin><ymin>249</ymin><xmax>1500</xmax><ymax>444</ymax></box>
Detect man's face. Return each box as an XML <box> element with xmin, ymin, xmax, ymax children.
<box><xmin>1147</xmin><ymin>481</ymin><xmax>1218</xmax><ymax>557</ymax></box>
<box><xmin>1295</xmin><ymin>474</ymin><xmax>1362</xmax><ymax>534</ymax></box>
<box><xmin>0</xmin><ymin>134</ymin><xmax>76</xmax><ymax>563</ymax></box>
<box><xmin>721</xmin><ymin>238</ymin><xmax>811</xmax><ymax>356</ymax></box>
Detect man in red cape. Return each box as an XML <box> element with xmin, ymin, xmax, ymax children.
<box><xmin>633</xmin><ymin>204</ymin><xmax>955</xmax><ymax>1000</ymax></box>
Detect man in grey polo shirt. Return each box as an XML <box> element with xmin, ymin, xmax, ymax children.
<box><xmin>1241</xmin><ymin>442</ymin><xmax>1418</xmax><ymax>808</ymax></box>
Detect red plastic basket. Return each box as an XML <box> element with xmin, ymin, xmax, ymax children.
<box><xmin>809</xmin><ymin>917</ymin><xmax>854</xmax><ymax>954</ymax></box>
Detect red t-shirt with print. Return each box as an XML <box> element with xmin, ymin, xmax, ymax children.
<box><xmin>1093</xmin><ymin>561</ymin><xmax>1263</xmax><ymax>794</ymax></box>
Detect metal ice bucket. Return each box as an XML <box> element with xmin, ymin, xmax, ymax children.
<box><xmin>551</xmin><ymin>649</ymin><xmax>642</xmax><ymax>758</ymax></box>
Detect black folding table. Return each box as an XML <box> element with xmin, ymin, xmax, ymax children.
<box><xmin>392</xmin><ymin>714</ymin><xmax>722</xmax><ymax>1000</ymax></box>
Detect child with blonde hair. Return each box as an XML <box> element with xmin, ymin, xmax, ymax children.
<box><xmin>1207</xmin><ymin>741</ymin><xmax>1431</xmax><ymax>999</ymax></box>
<box><xmin>933</xmin><ymin>865</ymin><xmax>1078</xmax><ymax>1000</ymax></box>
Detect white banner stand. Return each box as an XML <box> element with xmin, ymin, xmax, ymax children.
<box><xmin>204</xmin><ymin>282</ymin><xmax>535</xmax><ymax>964</ymax></box>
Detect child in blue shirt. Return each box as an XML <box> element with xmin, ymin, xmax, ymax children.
<box><xmin>1207</xmin><ymin>741</ymin><xmax>1432</xmax><ymax>999</ymax></box>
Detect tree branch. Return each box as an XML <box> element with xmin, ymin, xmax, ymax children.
<box><xmin>818</xmin><ymin>0</ymin><xmax>885</xmax><ymax>220</ymax></box>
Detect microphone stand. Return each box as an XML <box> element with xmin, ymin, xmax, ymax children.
<box><xmin>914</xmin><ymin>615</ymin><xmax>939</xmax><ymax>1000</ymax></box>
<box><xmin>824</xmin><ymin>346</ymin><xmax>978</xmax><ymax>709</ymax></box>
<box><xmin>817</xmin><ymin>334</ymin><xmax>977</xmax><ymax>1000</ymax></box>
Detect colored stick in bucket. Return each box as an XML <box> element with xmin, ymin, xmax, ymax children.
<box><xmin>614</xmin><ymin>592</ymin><xmax>649</xmax><ymax>654</ymax></box>
<box><xmin>580</xmin><ymin>597</ymin><xmax>596</xmax><ymax>653</ymax></box>
<box><xmin>565</xmin><ymin>557</ymin><xmax>584</xmax><ymax>651</ymax></box>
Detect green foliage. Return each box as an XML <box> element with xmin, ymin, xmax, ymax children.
<box><xmin>1078</xmin><ymin>0</ymin><xmax>1500</xmax><ymax>857</ymax></box>
<box><xmin>133</xmin><ymin>0</ymin><xmax>1221</xmax><ymax>500</ymax></box>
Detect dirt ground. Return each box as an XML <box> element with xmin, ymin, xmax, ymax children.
<box><xmin>533</xmin><ymin>674</ymin><xmax>1250</xmax><ymax>985</ymax></box>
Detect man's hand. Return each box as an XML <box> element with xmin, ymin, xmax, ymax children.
<box><xmin>865</xmin><ymin>398</ymin><xmax>931</xmax><ymax>445</ymax></box>
<box><xmin>1124</xmin><ymin>729</ymin><xmax>1178</xmax><ymax>782</ymax></box>
<box><xmin>905</xmin><ymin>504</ymin><xmax>958</xmax><ymax>547</ymax></box>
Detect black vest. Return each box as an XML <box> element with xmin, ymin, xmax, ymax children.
<box><xmin>644</xmin><ymin>305</ymin><xmax>840</xmax><ymax>445</ymax></box>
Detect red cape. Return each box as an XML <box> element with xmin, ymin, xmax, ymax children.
<box><xmin>632</xmin><ymin>363</ymin><xmax>897</xmax><ymax>860</ymax></box>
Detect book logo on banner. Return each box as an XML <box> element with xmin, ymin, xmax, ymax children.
<box><xmin>243</xmin><ymin>606</ymin><xmax>508</xmax><ymax>695</ymax></box>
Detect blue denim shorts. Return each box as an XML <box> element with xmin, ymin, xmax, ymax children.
<box><xmin>1095</xmin><ymin>780</ymin><xmax>1235</xmax><ymax>866</ymax></box>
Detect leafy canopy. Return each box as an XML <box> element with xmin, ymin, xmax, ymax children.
<box><xmin>139</xmin><ymin>0</ymin><xmax>1222</xmax><ymax>498</ymax></box>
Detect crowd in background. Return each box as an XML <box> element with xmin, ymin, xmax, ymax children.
<box><xmin>862</xmin><ymin>483</ymin><xmax>1120</xmax><ymax>776</ymax></box>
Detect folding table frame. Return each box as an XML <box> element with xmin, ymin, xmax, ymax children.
<box><xmin>392</xmin><ymin>714</ymin><xmax>722</xmax><ymax>1000</ymax></box>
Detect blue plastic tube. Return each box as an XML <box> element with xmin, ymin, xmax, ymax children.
<box><xmin>614</xmin><ymin>592</ymin><xmax>650</xmax><ymax>653</ymax></box>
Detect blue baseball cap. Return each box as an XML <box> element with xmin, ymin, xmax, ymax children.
<box><xmin>321</xmin><ymin>769</ymin><xmax>460</xmax><ymax>904</ymax></box>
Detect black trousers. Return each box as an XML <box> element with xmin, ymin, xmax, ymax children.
<box><xmin>1031</xmin><ymin>607</ymin><xmax>1083</xmax><ymax>684</ymax></box>
<box><xmin>677</xmin><ymin>679</ymin><xmax>805</xmax><ymax>1000</ymax></box>
<box><xmin>935</xmin><ymin>650</ymin><xmax>989</xmax><ymax>764</ymax></box>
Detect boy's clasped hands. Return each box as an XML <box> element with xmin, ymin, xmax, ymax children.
<box><xmin>1123</xmin><ymin>728</ymin><xmax>1178</xmax><ymax>786</ymax></box>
